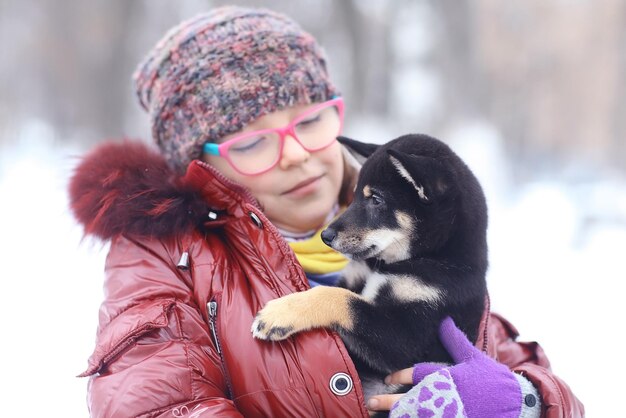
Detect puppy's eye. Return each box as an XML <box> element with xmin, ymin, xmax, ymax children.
<box><xmin>371</xmin><ymin>194</ymin><xmax>383</xmax><ymax>205</ymax></box>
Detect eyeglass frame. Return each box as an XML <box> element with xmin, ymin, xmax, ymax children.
<box><xmin>203</xmin><ymin>97</ymin><xmax>344</xmax><ymax>176</ymax></box>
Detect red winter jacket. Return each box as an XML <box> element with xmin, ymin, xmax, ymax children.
<box><xmin>70</xmin><ymin>141</ymin><xmax>584</xmax><ymax>418</ymax></box>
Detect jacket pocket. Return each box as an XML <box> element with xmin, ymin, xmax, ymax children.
<box><xmin>79</xmin><ymin>299</ymin><xmax>176</xmax><ymax>377</ymax></box>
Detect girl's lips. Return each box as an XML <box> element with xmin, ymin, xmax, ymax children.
<box><xmin>282</xmin><ymin>175</ymin><xmax>324</xmax><ymax>195</ymax></box>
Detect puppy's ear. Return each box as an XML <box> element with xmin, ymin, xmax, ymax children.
<box><xmin>337</xmin><ymin>136</ymin><xmax>379</xmax><ymax>165</ymax></box>
<box><xmin>387</xmin><ymin>149</ymin><xmax>450</xmax><ymax>204</ymax></box>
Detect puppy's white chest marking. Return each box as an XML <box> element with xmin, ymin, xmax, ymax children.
<box><xmin>342</xmin><ymin>260</ymin><xmax>371</xmax><ymax>289</ymax></box>
<box><xmin>391</xmin><ymin>275</ymin><xmax>442</xmax><ymax>304</ymax></box>
<box><xmin>360</xmin><ymin>272</ymin><xmax>443</xmax><ymax>305</ymax></box>
<box><xmin>360</xmin><ymin>272</ymin><xmax>388</xmax><ymax>300</ymax></box>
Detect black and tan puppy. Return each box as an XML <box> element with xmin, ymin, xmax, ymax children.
<box><xmin>252</xmin><ymin>134</ymin><xmax>488</xmax><ymax>400</ymax></box>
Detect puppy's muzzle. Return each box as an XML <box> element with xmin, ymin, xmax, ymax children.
<box><xmin>321</xmin><ymin>227</ymin><xmax>337</xmax><ymax>246</ymax></box>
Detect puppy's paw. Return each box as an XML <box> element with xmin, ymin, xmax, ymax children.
<box><xmin>251</xmin><ymin>287</ymin><xmax>353</xmax><ymax>341</ymax></box>
<box><xmin>251</xmin><ymin>293</ymin><xmax>311</xmax><ymax>341</ymax></box>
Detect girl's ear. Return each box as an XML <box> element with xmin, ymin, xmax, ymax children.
<box><xmin>337</xmin><ymin>136</ymin><xmax>380</xmax><ymax>165</ymax></box>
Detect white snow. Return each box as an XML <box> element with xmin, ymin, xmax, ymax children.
<box><xmin>0</xmin><ymin>123</ymin><xmax>107</xmax><ymax>417</ymax></box>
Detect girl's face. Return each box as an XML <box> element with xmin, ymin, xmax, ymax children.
<box><xmin>203</xmin><ymin>103</ymin><xmax>345</xmax><ymax>233</ymax></box>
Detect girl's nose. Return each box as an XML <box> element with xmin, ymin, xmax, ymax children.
<box><xmin>279</xmin><ymin>135</ymin><xmax>310</xmax><ymax>169</ymax></box>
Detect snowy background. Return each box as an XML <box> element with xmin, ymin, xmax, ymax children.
<box><xmin>2</xmin><ymin>1</ymin><xmax>625</xmax><ymax>416</ymax></box>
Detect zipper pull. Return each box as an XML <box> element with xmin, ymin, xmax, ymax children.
<box><xmin>207</xmin><ymin>301</ymin><xmax>221</xmax><ymax>355</ymax></box>
<box><xmin>208</xmin><ymin>301</ymin><xmax>217</xmax><ymax>318</ymax></box>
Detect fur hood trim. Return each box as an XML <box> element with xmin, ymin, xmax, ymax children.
<box><xmin>69</xmin><ymin>140</ymin><xmax>211</xmax><ymax>240</ymax></box>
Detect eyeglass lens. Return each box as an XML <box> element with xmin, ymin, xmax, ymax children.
<box><xmin>226</xmin><ymin>103</ymin><xmax>341</xmax><ymax>174</ymax></box>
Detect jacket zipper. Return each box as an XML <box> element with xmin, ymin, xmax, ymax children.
<box><xmin>197</xmin><ymin>160</ymin><xmax>261</xmax><ymax>209</ymax></box>
<box><xmin>208</xmin><ymin>299</ymin><xmax>234</xmax><ymax>399</ymax></box>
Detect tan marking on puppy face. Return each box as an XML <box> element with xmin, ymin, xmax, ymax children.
<box><xmin>363</xmin><ymin>228</ymin><xmax>411</xmax><ymax>263</ymax></box>
<box><xmin>390</xmin><ymin>276</ymin><xmax>442</xmax><ymax>304</ymax></box>
<box><xmin>251</xmin><ymin>286</ymin><xmax>357</xmax><ymax>341</ymax></box>
<box><xmin>395</xmin><ymin>211</ymin><xmax>414</xmax><ymax>230</ymax></box>
<box><xmin>374</xmin><ymin>211</ymin><xmax>414</xmax><ymax>262</ymax></box>
<box><xmin>332</xmin><ymin>211</ymin><xmax>414</xmax><ymax>261</ymax></box>
<box><xmin>363</xmin><ymin>185</ymin><xmax>372</xmax><ymax>197</ymax></box>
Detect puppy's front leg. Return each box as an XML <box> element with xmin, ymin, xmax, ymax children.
<box><xmin>252</xmin><ymin>286</ymin><xmax>356</xmax><ymax>341</ymax></box>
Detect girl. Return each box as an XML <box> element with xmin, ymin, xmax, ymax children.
<box><xmin>70</xmin><ymin>6</ymin><xmax>583</xmax><ymax>417</ymax></box>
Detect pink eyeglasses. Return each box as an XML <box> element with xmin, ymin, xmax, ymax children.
<box><xmin>203</xmin><ymin>97</ymin><xmax>344</xmax><ymax>176</ymax></box>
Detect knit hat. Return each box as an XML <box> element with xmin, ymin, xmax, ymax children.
<box><xmin>133</xmin><ymin>6</ymin><xmax>339</xmax><ymax>173</ymax></box>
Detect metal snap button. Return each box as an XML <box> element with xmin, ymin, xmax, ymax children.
<box><xmin>524</xmin><ymin>393</ymin><xmax>537</xmax><ymax>407</ymax></box>
<box><xmin>329</xmin><ymin>372</ymin><xmax>353</xmax><ymax>396</ymax></box>
<box><xmin>249</xmin><ymin>211</ymin><xmax>263</xmax><ymax>228</ymax></box>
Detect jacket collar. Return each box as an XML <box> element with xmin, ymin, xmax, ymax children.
<box><xmin>69</xmin><ymin>140</ymin><xmax>225</xmax><ymax>240</ymax></box>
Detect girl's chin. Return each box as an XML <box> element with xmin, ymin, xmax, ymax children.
<box><xmin>273</xmin><ymin>211</ymin><xmax>332</xmax><ymax>234</ymax></box>
<box><xmin>268</xmin><ymin>198</ymin><xmax>337</xmax><ymax>233</ymax></box>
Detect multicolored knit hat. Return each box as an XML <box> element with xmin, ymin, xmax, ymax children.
<box><xmin>133</xmin><ymin>6</ymin><xmax>339</xmax><ymax>173</ymax></box>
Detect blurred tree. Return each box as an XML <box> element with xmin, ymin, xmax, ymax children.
<box><xmin>0</xmin><ymin>0</ymin><xmax>624</xmax><ymax>176</ymax></box>
<box><xmin>435</xmin><ymin>0</ymin><xmax>626</xmax><ymax>177</ymax></box>
<box><xmin>430</xmin><ymin>0</ymin><xmax>484</xmax><ymax>122</ymax></box>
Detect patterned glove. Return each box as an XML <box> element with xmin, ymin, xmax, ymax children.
<box><xmin>390</xmin><ymin>316</ymin><xmax>541</xmax><ymax>418</ymax></box>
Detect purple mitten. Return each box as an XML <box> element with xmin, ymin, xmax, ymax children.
<box><xmin>390</xmin><ymin>317</ymin><xmax>540</xmax><ymax>418</ymax></box>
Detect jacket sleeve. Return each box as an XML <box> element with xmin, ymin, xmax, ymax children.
<box><xmin>80</xmin><ymin>235</ymin><xmax>243</xmax><ymax>418</ymax></box>
<box><xmin>487</xmin><ymin>313</ymin><xmax>585</xmax><ymax>418</ymax></box>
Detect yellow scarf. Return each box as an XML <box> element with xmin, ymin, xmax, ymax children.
<box><xmin>288</xmin><ymin>227</ymin><xmax>349</xmax><ymax>275</ymax></box>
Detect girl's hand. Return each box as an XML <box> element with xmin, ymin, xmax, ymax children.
<box><xmin>366</xmin><ymin>368</ymin><xmax>413</xmax><ymax>411</ymax></box>
<box><xmin>370</xmin><ymin>317</ymin><xmax>541</xmax><ymax>418</ymax></box>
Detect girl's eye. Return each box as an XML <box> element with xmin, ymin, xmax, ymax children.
<box><xmin>231</xmin><ymin>136</ymin><xmax>267</xmax><ymax>153</ymax></box>
<box><xmin>296</xmin><ymin>113</ymin><xmax>322</xmax><ymax>129</ymax></box>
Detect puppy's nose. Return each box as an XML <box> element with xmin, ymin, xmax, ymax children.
<box><xmin>321</xmin><ymin>228</ymin><xmax>337</xmax><ymax>245</ymax></box>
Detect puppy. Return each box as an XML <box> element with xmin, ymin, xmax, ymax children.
<box><xmin>252</xmin><ymin>134</ymin><xmax>488</xmax><ymax>403</ymax></box>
